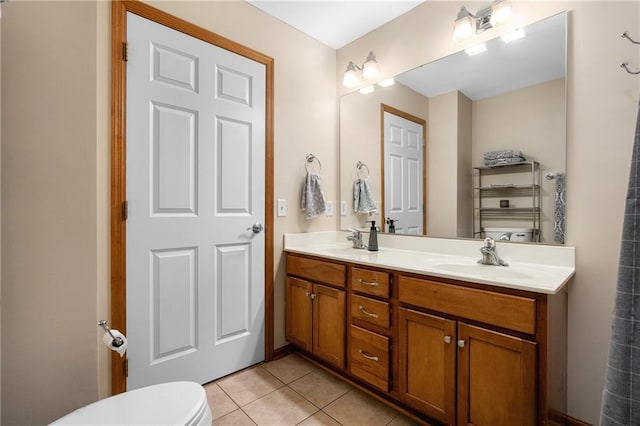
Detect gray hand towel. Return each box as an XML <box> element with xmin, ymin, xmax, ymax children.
<box><xmin>353</xmin><ymin>178</ymin><xmax>377</xmax><ymax>214</ymax></box>
<box><xmin>300</xmin><ymin>172</ymin><xmax>326</xmax><ymax>219</ymax></box>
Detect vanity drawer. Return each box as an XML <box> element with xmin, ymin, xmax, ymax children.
<box><xmin>351</xmin><ymin>268</ymin><xmax>390</xmax><ymax>298</ymax></box>
<box><xmin>349</xmin><ymin>325</ymin><xmax>390</xmax><ymax>392</ymax></box>
<box><xmin>398</xmin><ymin>276</ymin><xmax>536</xmax><ymax>335</ymax></box>
<box><xmin>286</xmin><ymin>255</ymin><xmax>346</xmax><ymax>288</ymax></box>
<box><xmin>351</xmin><ymin>294</ymin><xmax>391</xmax><ymax>329</ymax></box>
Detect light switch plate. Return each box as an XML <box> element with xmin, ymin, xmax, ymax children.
<box><xmin>326</xmin><ymin>201</ymin><xmax>334</xmax><ymax>216</ymax></box>
<box><xmin>340</xmin><ymin>201</ymin><xmax>347</xmax><ymax>216</ymax></box>
<box><xmin>277</xmin><ymin>199</ymin><xmax>287</xmax><ymax>217</ymax></box>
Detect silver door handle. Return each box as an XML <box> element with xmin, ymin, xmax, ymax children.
<box><xmin>247</xmin><ymin>222</ymin><xmax>264</xmax><ymax>234</ymax></box>
<box><xmin>444</xmin><ymin>335</ymin><xmax>452</xmax><ymax>344</ymax></box>
<box><xmin>457</xmin><ymin>339</ymin><xmax>465</xmax><ymax>348</ymax></box>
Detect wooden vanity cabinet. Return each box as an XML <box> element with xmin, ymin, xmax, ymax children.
<box><xmin>285</xmin><ymin>253</ymin><xmax>566</xmax><ymax>426</ymax></box>
<box><xmin>285</xmin><ymin>255</ymin><xmax>346</xmax><ymax>369</ymax></box>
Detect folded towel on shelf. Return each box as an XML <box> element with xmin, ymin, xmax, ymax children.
<box><xmin>484</xmin><ymin>156</ymin><xmax>527</xmax><ymax>167</ymax></box>
<box><xmin>300</xmin><ymin>172</ymin><xmax>326</xmax><ymax>219</ymax></box>
<box><xmin>353</xmin><ymin>178</ymin><xmax>377</xmax><ymax>214</ymax></box>
<box><xmin>483</xmin><ymin>149</ymin><xmax>524</xmax><ymax>161</ymax></box>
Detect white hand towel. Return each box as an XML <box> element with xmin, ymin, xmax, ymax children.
<box><xmin>353</xmin><ymin>178</ymin><xmax>377</xmax><ymax>214</ymax></box>
<box><xmin>301</xmin><ymin>172</ymin><xmax>326</xmax><ymax>219</ymax></box>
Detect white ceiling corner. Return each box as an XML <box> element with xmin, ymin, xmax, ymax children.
<box><xmin>245</xmin><ymin>0</ymin><xmax>426</xmax><ymax>49</ymax></box>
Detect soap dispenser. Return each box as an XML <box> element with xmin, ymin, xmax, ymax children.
<box><xmin>367</xmin><ymin>220</ymin><xmax>378</xmax><ymax>252</ymax></box>
<box><xmin>385</xmin><ymin>217</ymin><xmax>396</xmax><ymax>234</ymax></box>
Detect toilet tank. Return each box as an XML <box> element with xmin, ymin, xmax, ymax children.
<box><xmin>483</xmin><ymin>227</ymin><xmax>534</xmax><ymax>242</ymax></box>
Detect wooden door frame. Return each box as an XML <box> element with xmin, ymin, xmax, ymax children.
<box><xmin>379</xmin><ymin>104</ymin><xmax>427</xmax><ymax>234</ymax></box>
<box><xmin>110</xmin><ymin>0</ymin><xmax>274</xmax><ymax>395</ymax></box>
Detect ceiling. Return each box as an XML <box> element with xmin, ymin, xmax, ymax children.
<box><xmin>245</xmin><ymin>0</ymin><xmax>426</xmax><ymax>49</ymax></box>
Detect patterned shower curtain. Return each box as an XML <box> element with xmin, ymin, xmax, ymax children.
<box><xmin>601</xmin><ymin>103</ymin><xmax>640</xmax><ymax>425</ymax></box>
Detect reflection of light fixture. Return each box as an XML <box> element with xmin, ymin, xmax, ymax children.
<box><xmin>342</xmin><ymin>51</ymin><xmax>379</xmax><ymax>88</ymax></box>
<box><xmin>378</xmin><ymin>78</ymin><xmax>395</xmax><ymax>88</ymax></box>
<box><xmin>501</xmin><ymin>28</ymin><xmax>525</xmax><ymax>43</ymax></box>
<box><xmin>465</xmin><ymin>43</ymin><xmax>487</xmax><ymax>56</ymax></box>
<box><xmin>359</xmin><ymin>85</ymin><xmax>375</xmax><ymax>95</ymax></box>
<box><xmin>453</xmin><ymin>0</ymin><xmax>513</xmax><ymax>42</ymax></box>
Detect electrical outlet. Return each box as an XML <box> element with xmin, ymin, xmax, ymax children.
<box><xmin>277</xmin><ymin>199</ymin><xmax>287</xmax><ymax>217</ymax></box>
<box><xmin>340</xmin><ymin>201</ymin><xmax>347</xmax><ymax>216</ymax></box>
<box><xmin>326</xmin><ymin>201</ymin><xmax>334</xmax><ymax>216</ymax></box>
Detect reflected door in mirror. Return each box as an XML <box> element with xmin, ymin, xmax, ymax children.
<box><xmin>383</xmin><ymin>110</ymin><xmax>425</xmax><ymax>235</ymax></box>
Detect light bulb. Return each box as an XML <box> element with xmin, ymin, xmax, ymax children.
<box><xmin>362</xmin><ymin>52</ymin><xmax>379</xmax><ymax>80</ymax></box>
<box><xmin>490</xmin><ymin>0</ymin><xmax>512</xmax><ymax>27</ymax></box>
<box><xmin>343</xmin><ymin>62</ymin><xmax>360</xmax><ymax>88</ymax></box>
<box><xmin>453</xmin><ymin>7</ymin><xmax>475</xmax><ymax>42</ymax></box>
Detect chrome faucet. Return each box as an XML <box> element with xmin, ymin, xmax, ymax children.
<box><xmin>478</xmin><ymin>237</ymin><xmax>508</xmax><ymax>266</ymax></box>
<box><xmin>347</xmin><ymin>228</ymin><xmax>366</xmax><ymax>249</ymax></box>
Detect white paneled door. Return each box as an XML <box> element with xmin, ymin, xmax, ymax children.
<box><xmin>383</xmin><ymin>111</ymin><xmax>424</xmax><ymax>235</ymax></box>
<box><xmin>126</xmin><ymin>13</ymin><xmax>266</xmax><ymax>389</ymax></box>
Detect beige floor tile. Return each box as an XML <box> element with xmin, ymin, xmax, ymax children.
<box><xmin>217</xmin><ymin>367</ymin><xmax>284</xmax><ymax>407</ymax></box>
<box><xmin>289</xmin><ymin>369</ymin><xmax>352</xmax><ymax>408</ymax></box>
<box><xmin>213</xmin><ymin>409</ymin><xmax>256</xmax><ymax>425</ymax></box>
<box><xmin>261</xmin><ymin>353</ymin><xmax>316</xmax><ymax>384</ymax></box>
<box><xmin>323</xmin><ymin>390</ymin><xmax>398</xmax><ymax>426</ymax></box>
<box><xmin>203</xmin><ymin>383</ymin><xmax>239</xmax><ymax>420</ymax></box>
<box><xmin>243</xmin><ymin>386</ymin><xmax>319</xmax><ymax>425</ymax></box>
<box><xmin>297</xmin><ymin>411</ymin><xmax>342</xmax><ymax>426</ymax></box>
<box><xmin>386</xmin><ymin>413</ymin><xmax>422</xmax><ymax>426</ymax></box>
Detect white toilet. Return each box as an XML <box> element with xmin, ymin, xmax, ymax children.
<box><xmin>50</xmin><ymin>381</ymin><xmax>212</xmax><ymax>425</ymax></box>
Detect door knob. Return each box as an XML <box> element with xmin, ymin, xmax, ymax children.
<box><xmin>247</xmin><ymin>222</ymin><xmax>264</xmax><ymax>234</ymax></box>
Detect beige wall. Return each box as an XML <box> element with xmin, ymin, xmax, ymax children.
<box><xmin>473</xmin><ymin>78</ymin><xmax>566</xmax><ymax>243</ymax></box>
<box><xmin>428</xmin><ymin>91</ymin><xmax>461</xmax><ymax>237</ymax></box>
<box><xmin>427</xmin><ymin>90</ymin><xmax>473</xmax><ymax>238</ymax></box>
<box><xmin>1</xmin><ymin>0</ymin><xmax>337</xmax><ymax>424</ymax></box>
<box><xmin>338</xmin><ymin>2</ymin><xmax>640</xmax><ymax>423</ymax></box>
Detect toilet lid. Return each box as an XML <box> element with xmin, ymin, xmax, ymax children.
<box><xmin>51</xmin><ymin>381</ymin><xmax>209</xmax><ymax>425</ymax></box>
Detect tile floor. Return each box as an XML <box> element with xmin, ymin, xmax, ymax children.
<box><xmin>204</xmin><ymin>353</ymin><xmax>420</xmax><ymax>426</ymax></box>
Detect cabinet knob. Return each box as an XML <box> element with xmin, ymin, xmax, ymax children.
<box><xmin>310</xmin><ymin>293</ymin><xmax>316</xmax><ymax>300</ymax></box>
<box><xmin>457</xmin><ymin>339</ymin><xmax>465</xmax><ymax>348</ymax></box>
<box><xmin>444</xmin><ymin>335</ymin><xmax>452</xmax><ymax>344</ymax></box>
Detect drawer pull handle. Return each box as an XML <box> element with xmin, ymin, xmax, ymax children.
<box><xmin>444</xmin><ymin>335</ymin><xmax>452</xmax><ymax>344</ymax></box>
<box><xmin>358</xmin><ymin>349</ymin><xmax>379</xmax><ymax>362</ymax></box>
<box><xmin>457</xmin><ymin>339</ymin><xmax>465</xmax><ymax>348</ymax></box>
<box><xmin>358</xmin><ymin>305</ymin><xmax>379</xmax><ymax>318</ymax></box>
<box><xmin>359</xmin><ymin>279</ymin><xmax>379</xmax><ymax>287</ymax></box>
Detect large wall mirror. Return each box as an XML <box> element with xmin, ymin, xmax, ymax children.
<box><xmin>340</xmin><ymin>12</ymin><xmax>567</xmax><ymax>244</ymax></box>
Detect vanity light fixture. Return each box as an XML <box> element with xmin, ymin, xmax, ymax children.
<box><xmin>342</xmin><ymin>51</ymin><xmax>380</xmax><ymax>88</ymax></box>
<box><xmin>453</xmin><ymin>0</ymin><xmax>513</xmax><ymax>42</ymax></box>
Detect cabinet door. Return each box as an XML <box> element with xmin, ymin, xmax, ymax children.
<box><xmin>398</xmin><ymin>308</ymin><xmax>456</xmax><ymax>425</ymax></box>
<box><xmin>457</xmin><ymin>322</ymin><xmax>536</xmax><ymax>426</ymax></box>
<box><xmin>313</xmin><ymin>284</ymin><xmax>346</xmax><ymax>368</ymax></box>
<box><xmin>285</xmin><ymin>277</ymin><xmax>312</xmax><ymax>351</ymax></box>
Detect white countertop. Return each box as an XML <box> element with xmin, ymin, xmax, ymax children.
<box><xmin>284</xmin><ymin>231</ymin><xmax>575</xmax><ymax>294</ymax></box>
